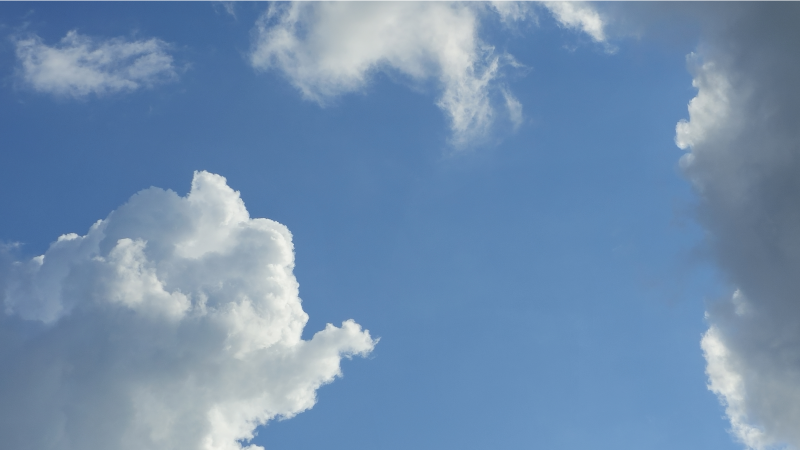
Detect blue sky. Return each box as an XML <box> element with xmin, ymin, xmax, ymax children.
<box><xmin>1</xmin><ymin>3</ymin><xmax>798</xmax><ymax>450</ymax></box>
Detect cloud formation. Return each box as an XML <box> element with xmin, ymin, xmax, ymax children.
<box><xmin>0</xmin><ymin>171</ymin><xmax>376</xmax><ymax>450</ymax></box>
<box><xmin>574</xmin><ymin>3</ymin><xmax>800</xmax><ymax>446</ymax></box>
<box><xmin>674</xmin><ymin>4</ymin><xmax>800</xmax><ymax>449</ymax></box>
<box><xmin>220</xmin><ymin>2</ymin><xmax>236</xmax><ymax>19</ymax></box>
<box><xmin>250</xmin><ymin>2</ymin><xmax>522</xmax><ymax>148</ymax></box>
<box><xmin>536</xmin><ymin>0</ymin><xmax>606</xmax><ymax>42</ymax></box>
<box><xmin>14</xmin><ymin>30</ymin><xmax>177</xmax><ymax>98</ymax></box>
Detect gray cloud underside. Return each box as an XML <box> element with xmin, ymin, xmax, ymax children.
<box><xmin>668</xmin><ymin>4</ymin><xmax>800</xmax><ymax>449</ymax></box>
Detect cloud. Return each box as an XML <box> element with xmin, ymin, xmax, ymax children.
<box><xmin>502</xmin><ymin>88</ymin><xmax>523</xmax><ymax>129</ymax></box>
<box><xmin>249</xmin><ymin>2</ymin><xmax>522</xmax><ymax>148</ymax></box>
<box><xmin>673</xmin><ymin>4</ymin><xmax>800</xmax><ymax>449</ymax></box>
<box><xmin>14</xmin><ymin>30</ymin><xmax>177</xmax><ymax>98</ymax></box>
<box><xmin>575</xmin><ymin>3</ymin><xmax>800</xmax><ymax>447</ymax></box>
<box><xmin>221</xmin><ymin>2</ymin><xmax>236</xmax><ymax>19</ymax></box>
<box><xmin>0</xmin><ymin>171</ymin><xmax>376</xmax><ymax>450</ymax></box>
<box><xmin>536</xmin><ymin>0</ymin><xmax>606</xmax><ymax>42</ymax></box>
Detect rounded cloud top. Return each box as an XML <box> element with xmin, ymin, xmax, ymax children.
<box><xmin>0</xmin><ymin>171</ymin><xmax>376</xmax><ymax>450</ymax></box>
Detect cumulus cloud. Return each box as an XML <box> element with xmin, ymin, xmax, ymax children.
<box><xmin>250</xmin><ymin>2</ymin><xmax>524</xmax><ymax>148</ymax></box>
<box><xmin>576</xmin><ymin>2</ymin><xmax>800</xmax><ymax>446</ymax></box>
<box><xmin>674</xmin><ymin>4</ymin><xmax>800</xmax><ymax>449</ymax></box>
<box><xmin>0</xmin><ymin>171</ymin><xmax>376</xmax><ymax>450</ymax></box>
<box><xmin>14</xmin><ymin>30</ymin><xmax>177</xmax><ymax>98</ymax></box>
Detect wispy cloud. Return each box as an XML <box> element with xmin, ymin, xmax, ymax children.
<box><xmin>14</xmin><ymin>30</ymin><xmax>177</xmax><ymax>98</ymax></box>
<box><xmin>214</xmin><ymin>1</ymin><xmax>236</xmax><ymax>19</ymax></box>
<box><xmin>0</xmin><ymin>171</ymin><xmax>376</xmax><ymax>450</ymax></box>
<box><xmin>536</xmin><ymin>0</ymin><xmax>606</xmax><ymax>42</ymax></box>
<box><xmin>250</xmin><ymin>2</ymin><xmax>521</xmax><ymax>148</ymax></box>
<box><xmin>503</xmin><ymin>88</ymin><xmax>524</xmax><ymax>129</ymax></box>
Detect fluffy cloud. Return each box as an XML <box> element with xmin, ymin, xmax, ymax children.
<box><xmin>674</xmin><ymin>4</ymin><xmax>800</xmax><ymax>449</ymax></box>
<box><xmin>250</xmin><ymin>2</ymin><xmax>523</xmax><ymax>148</ymax></box>
<box><xmin>0</xmin><ymin>171</ymin><xmax>376</xmax><ymax>450</ymax></box>
<box><xmin>551</xmin><ymin>3</ymin><xmax>800</xmax><ymax>447</ymax></box>
<box><xmin>14</xmin><ymin>30</ymin><xmax>177</xmax><ymax>98</ymax></box>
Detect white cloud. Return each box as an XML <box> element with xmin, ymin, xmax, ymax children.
<box><xmin>702</xmin><ymin>325</ymin><xmax>771</xmax><ymax>449</ymax></box>
<box><xmin>0</xmin><ymin>171</ymin><xmax>376</xmax><ymax>450</ymax></box>
<box><xmin>14</xmin><ymin>30</ymin><xmax>177</xmax><ymax>98</ymax></box>
<box><xmin>541</xmin><ymin>1</ymin><xmax>608</xmax><ymax>45</ymax></box>
<box><xmin>249</xmin><ymin>2</ymin><xmax>519</xmax><ymax>148</ymax></box>
<box><xmin>491</xmin><ymin>1</ymin><xmax>536</xmax><ymax>25</ymax></box>
<box><xmin>503</xmin><ymin>88</ymin><xmax>524</xmax><ymax>129</ymax></box>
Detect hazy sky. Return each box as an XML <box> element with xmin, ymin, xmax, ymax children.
<box><xmin>1</xmin><ymin>3</ymin><xmax>799</xmax><ymax>450</ymax></box>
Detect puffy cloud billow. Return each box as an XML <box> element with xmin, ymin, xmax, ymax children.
<box><xmin>674</xmin><ymin>4</ymin><xmax>800</xmax><ymax>449</ymax></box>
<box><xmin>557</xmin><ymin>2</ymin><xmax>800</xmax><ymax>446</ymax></box>
<box><xmin>14</xmin><ymin>30</ymin><xmax>177</xmax><ymax>98</ymax></box>
<box><xmin>248</xmin><ymin>2</ymin><xmax>609</xmax><ymax>148</ymax></box>
<box><xmin>0</xmin><ymin>171</ymin><xmax>376</xmax><ymax>450</ymax></box>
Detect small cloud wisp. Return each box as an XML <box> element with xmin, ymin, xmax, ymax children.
<box><xmin>14</xmin><ymin>30</ymin><xmax>177</xmax><ymax>98</ymax></box>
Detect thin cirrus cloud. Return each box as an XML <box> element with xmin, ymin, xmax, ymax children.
<box><xmin>249</xmin><ymin>2</ymin><xmax>609</xmax><ymax>148</ymax></box>
<box><xmin>0</xmin><ymin>171</ymin><xmax>376</xmax><ymax>450</ymax></box>
<box><xmin>14</xmin><ymin>30</ymin><xmax>177</xmax><ymax>98</ymax></box>
<box><xmin>220</xmin><ymin>1</ymin><xmax>237</xmax><ymax>19</ymax></box>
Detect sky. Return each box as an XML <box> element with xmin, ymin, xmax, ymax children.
<box><xmin>0</xmin><ymin>2</ymin><xmax>798</xmax><ymax>450</ymax></box>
